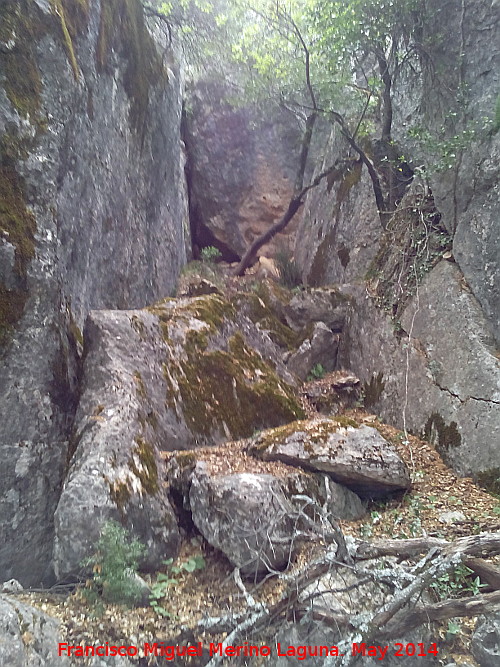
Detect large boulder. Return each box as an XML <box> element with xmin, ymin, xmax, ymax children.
<box><xmin>190</xmin><ymin>466</ymin><xmax>298</xmax><ymax>578</ymax></box>
<box><xmin>0</xmin><ymin>0</ymin><xmax>189</xmax><ymax>586</ymax></box>
<box><xmin>250</xmin><ymin>418</ymin><xmax>411</xmax><ymax>497</ymax></box>
<box><xmin>166</xmin><ymin>435</ymin><xmax>365</xmax><ymax>578</ymax></box>
<box><xmin>184</xmin><ymin>80</ymin><xmax>303</xmax><ymax>260</ymax></box>
<box><xmin>53</xmin><ymin>293</ymin><xmax>304</xmax><ymax>578</ymax></box>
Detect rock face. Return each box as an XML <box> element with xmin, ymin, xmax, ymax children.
<box><xmin>294</xmin><ymin>132</ymin><xmax>382</xmax><ymax>288</ymax></box>
<box><xmin>0</xmin><ymin>0</ymin><xmax>189</xmax><ymax>585</ymax></box>
<box><xmin>293</xmin><ymin>0</ymin><xmax>500</xmax><ymax>481</ymax></box>
<box><xmin>53</xmin><ymin>292</ymin><xmax>304</xmax><ymax>578</ymax></box>
<box><xmin>0</xmin><ymin>594</ymin><xmax>70</xmax><ymax>667</ymax></box>
<box><xmin>413</xmin><ymin>0</ymin><xmax>500</xmax><ymax>345</ymax></box>
<box><xmin>339</xmin><ymin>261</ymin><xmax>500</xmax><ymax>479</ymax></box>
<box><xmin>250</xmin><ymin>418</ymin><xmax>411</xmax><ymax>497</ymax></box>
<box><xmin>184</xmin><ymin>80</ymin><xmax>302</xmax><ymax>260</ymax></box>
<box><xmin>472</xmin><ymin>613</ymin><xmax>500</xmax><ymax>667</ymax></box>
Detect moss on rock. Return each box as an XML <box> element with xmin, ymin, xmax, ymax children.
<box><xmin>176</xmin><ymin>332</ymin><xmax>303</xmax><ymax>439</ymax></box>
<box><xmin>96</xmin><ymin>0</ymin><xmax>166</xmax><ymax>134</ymax></box>
<box><xmin>250</xmin><ymin>417</ymin><xmax>359</xmax><ymax>454</ymax></box>
<box><xmin>50</xmin><ymin>0</ymin><xmax>83</xmax><ymax>80</ymax></box>
<box><xmin>157</xmin><ymin>294</ymin><xmax>304</xmax><ymax>441</ymax></box>
<box><xmin>0</xmin><ymin>153</ymin><xmax>37</xmax><ymax>344</ymax></box>
<box><xmin>233</xmin><ymin>291</ymin><xmax>299</xmax><ymax>350</ymax></box>
<box><xmin>130</xmin><ymin>436</ymin><xmax>159</xmax><ymax>495</ymax></box>
<box><xmin>109</xmin><ymin>480</ymin><xmax>132</xmax><ymax>512</ymax></box>
<box><xmin>0</xmin><ymin>165</ymin><xmax>36</xmax><ymax>276</ymax></box>
<box><xmin>0</xmin><ymin>1</ymin><xmax>44</xmax><ymax>121</ymax></box>
<box><xmin>0</xmin><ymin>285</ymin><xmax>28</xmax><ymax>346</ymax></box>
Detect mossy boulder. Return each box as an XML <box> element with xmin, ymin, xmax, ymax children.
<box><xmin>155</xmin><ymin>293</ymin><xmax>304</xmax><ymax>444</ymax></box>
<box><xmin>249</xmin><ymin>418</ymin><xmax>411</xmax><ymax>498</ymax></box>
<box><xmin>53</xmin><ymin>293</ymin><xmax>304</xmax><ymax>577</ymax></box>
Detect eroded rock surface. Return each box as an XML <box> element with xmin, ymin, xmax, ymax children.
<box><xmin>0</xmin><ymin>594</ymin><xmax>71</xmax><ymax>667</ymax></box>
<box><xmin>339</xmin><ymin>261</ymin><xmax>500</xmax><ymax>479</ymax></box>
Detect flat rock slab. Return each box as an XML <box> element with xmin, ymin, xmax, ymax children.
<box><xmin>249</xmin><ymin>419</ymin><xmax>411</xmax><ymax>498</ymax></box>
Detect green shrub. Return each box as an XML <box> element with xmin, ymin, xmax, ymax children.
<box><xmin>200</xmin><ymin>245</ymin><xmax>222</xmax><ymax>263</ymax></box>
<box><xmin>82</xmin><ymin>520</ymin><xmax>145</xmax><ymax>607</ymax></box>
<box><xmin>307</xmin><ymin>362</ymin><xmax>326</xmax><ymax>381</ymax></box>
<box><xmin>430</xmin><ymin>563</ymin><xmax>484</xmax><ymax>601</ymax></box>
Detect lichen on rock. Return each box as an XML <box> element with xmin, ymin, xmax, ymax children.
<box><xmin>250</xmin><ymin>417</ymin><xmax>410</xmax><ymax>498</ymax></box>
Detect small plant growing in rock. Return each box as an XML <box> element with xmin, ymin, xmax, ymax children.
<box><xmin>81</xmin><ymin>520</ymin><xmax>145</xmax><ymax>607</ymax></box>
<box><xmin>200</xmin><ymin>245</ymin><xmax>222</xmax><ymax>263</ymax></box>
<box><xmin>275</xmin><ymin>246</ymin><xmax>302</xmax><ymax>289</ymax></box>
<box><xmin>150</xmin><ymin>555</ymin><xmax>206</xmax><ymax>617</ymax></box>
<box><xmin>307</xmin><ymin>363</ymin><xmax>326</xmax><ymax>381</ymax></box>
<box><xmin>430</xmin><ymin>563</ymin><xmax>484</xmax><ymax>601</ymax></box>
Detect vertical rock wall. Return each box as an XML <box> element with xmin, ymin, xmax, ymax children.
<box><xmin>183</xmin><ymin>80</ymin><xmax>304</xmax><ymax>261</ymax></box>
<box><xmin>294</xmin><ymin>0</ymin><xmax>500</xmax><ymax>481</ymax></box>
<box><xmin>0</xmin><ymin>0</ymin><xmax>189</xmax><ymax>585</ymax></box>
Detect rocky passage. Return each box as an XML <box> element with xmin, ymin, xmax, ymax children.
<box><xmin>2</xmin><ymin>270</ymin><xmax>500</xmax><ymax>667</ymax></box>
<box><xmin>1</xmin><ymin>0</ymin><xmax>499</xmax><ymax>665</ymax></box>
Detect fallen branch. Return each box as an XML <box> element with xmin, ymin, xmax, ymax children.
<box><xmin>380</xmin><ymin>589</ymin><xmax>500</xmax><ymax>639</ymax></box>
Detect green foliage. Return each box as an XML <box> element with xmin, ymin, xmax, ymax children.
<box><xmin>275</xmin><ymin>246</ymin><xmax>302</xmax><ymax>289</ymax></box>
<box><xmin>150</xmin><ymin>556</ymin><xmax>206</xmax><ymax>617</ymax></box>
<box><xmin>494</xmin><ymin>93</ymin><xmax>500</xmax><ymax>133</ymax></box>
<box><xmin>407</xmin><ymin>121</ymin><xmax>478</xmax><ymax>172</ymax></box>
<box><xmin>307</xmin><ymin>362</ymin><xmax>326</xmax><ymax>381</ymax></box>
<box><xmin>82</xmin><ymin>520</ymin><xmax>145</xmax><ymax>607</ymax></box>
<box><xmin>446</xmin><ymin>619</ymin><xmax>462</xmax><ymax>637</ymax></box>
<box><xmin>200</xmin><ymin>245</ymin><xmax>222</xmax><ymax>263</ymax></box>
<box><xmin>430</xmin><ymin>563</ymin><xmax>485</xmax><ymax>601</ymax></box>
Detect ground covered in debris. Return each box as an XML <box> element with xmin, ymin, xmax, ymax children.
<box><xmin>16</xmin><ymin>385</ymin><xmax>500</xmax><ymax>666</ymax></box>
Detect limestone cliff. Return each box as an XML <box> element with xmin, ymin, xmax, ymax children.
<box><xmin>294</xmin><ymin>0</ymin><xmax>500</xmax><ymax>481</ymax></box>
<box><xmin>0</xmin><ymin>0</ymin><xmax>189</xmax><ymax>585</ymax></box>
